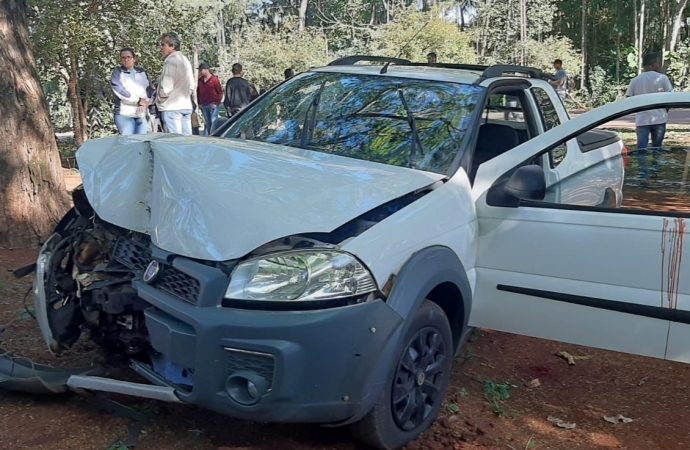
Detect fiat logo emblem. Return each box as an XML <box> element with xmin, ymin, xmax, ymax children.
<box><xmin>143</xmin><ymin>260</ymin><xmax>161</xmax><ymax>284</ymax></box>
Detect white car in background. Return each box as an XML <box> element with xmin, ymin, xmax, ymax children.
<box><xmin>5</xmin><ymin>56</ymin><xmax>689</xmax><ymax>450</ymax></box>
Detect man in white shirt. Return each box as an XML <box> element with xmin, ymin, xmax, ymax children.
<box><xmin>156</xmin><ymin>32</ymin><xmax>196</xmax><ymax>135</ymax></box>
<box><xmin>626</xmin><ymin>54</ymin><xmax>673</xmax><ymax>151</ymax></box>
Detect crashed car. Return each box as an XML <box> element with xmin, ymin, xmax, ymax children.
<box><xmin>15</xmin><ymin>56</ymin><xmax>690</xmax><ymax>449</ymax></box>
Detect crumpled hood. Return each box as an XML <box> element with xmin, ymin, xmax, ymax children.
<box><xmin>76</xmin><ymin>134</ymin><xmax>443</xmax><ymax>261</ymax></box>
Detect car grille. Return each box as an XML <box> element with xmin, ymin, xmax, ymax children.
<box><xmin>112</xmin><ymin>237</ymin><xmax>152</xmax><ymax>272</ymax></box>
<box><xmin>226</xmin><ymin>348</ymin><xmax>275</xmax><ymax>388</ymax></box>
<box><xmin>154</xmin><ymin>266</ymin><xmax>201</xmax><ymax>305</ymax></box>
<box><xmin>112</xmin><ymin>237</ymin><xmax>200</xmax><ymax>305</ymax></box>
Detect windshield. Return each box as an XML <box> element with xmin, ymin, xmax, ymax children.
<box><xmin>219</xmin><ymin>72</ymin><xmax>485</xmax><ymax>175</ymax></box>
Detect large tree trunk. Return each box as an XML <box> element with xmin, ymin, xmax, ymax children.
<box><xmin>0</xmin><ymin>0</ymin><xmax>69</xmax><ymax>248</ymax></box>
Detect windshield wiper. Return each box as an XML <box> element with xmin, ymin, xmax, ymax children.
<box><xmin>301</xmin><ymin>80</ymin><xmax>327</xmax><ymax>148</ymax></box>
<box><xmin>397</xmin><ymin>89</ymin><xmax>424</xmax><ymax>169</ymax></box>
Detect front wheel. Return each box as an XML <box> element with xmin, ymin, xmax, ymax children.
<box><xmin>350</xmin><ymin>300</ymin><xmax>453</xmax><ymax>449</ymax></box>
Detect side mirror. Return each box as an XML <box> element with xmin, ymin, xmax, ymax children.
<box><xmin>504</xmin><ymin>164</ymin><xmax>546</xmax><ymax>201</ymax></box>
<box><xmin>210</xmin><ymin>117</ymin><xmax>229</xmax><ymax>135</ymax></box>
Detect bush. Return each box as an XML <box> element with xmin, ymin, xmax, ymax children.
<box><xmin>217</xmin><ymin>21</ymin><xmax>331</xmax><ymax>92</ymax></box>
<box><xmin>369</xmin><ymin>6</ymin><xmax>477</xmax><ymax>64</ymax></box>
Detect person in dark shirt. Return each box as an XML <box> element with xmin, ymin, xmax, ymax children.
<box><xmin>196</xmin><ymin>63</ymin><xmax>224</xmax><ymax>135</ymax></box>
<box><xmin>223</xmin><ymin>63</ymin><xmax>252</xmax><ymax>117</ymax></box>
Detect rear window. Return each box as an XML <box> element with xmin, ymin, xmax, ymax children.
<box><xmin>220</xmin><ymin>72</ymin><xmax>485</xmax><ymax>175</ymax></box>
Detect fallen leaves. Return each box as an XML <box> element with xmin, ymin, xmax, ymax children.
<box><xmin>556</xmin><ymin>351</ymin><xmax>593</xmax><ymax>365</ymax></box>
<box><xmin>547</xmin><ymin>416</ymin><xmax>577</xmax><ymax>429</ymax></box>
<box><xmin>604</xmin><ymin>414</ymin><xmax>633</xmax><ymax>424</ymax></box>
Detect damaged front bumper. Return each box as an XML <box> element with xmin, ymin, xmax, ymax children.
<box><xmin>0</xmin><ymin>347</ymin><xmax>102</xmax><ymax>395</ymax></box>
<box><xmin>18</xmin><ymin>238</ymin><xmax>405</xmax><ymax>425</ymax></box>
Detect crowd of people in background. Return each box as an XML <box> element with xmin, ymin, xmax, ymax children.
<box><xmin>111</xmin><ymin>31</ymin><xmax>295</xmax><ymax>136</ymax></box>
<box><xmin>111</xmin><ymin>35</ymin><xmax>673</xmax><ymax>156</ymax></box>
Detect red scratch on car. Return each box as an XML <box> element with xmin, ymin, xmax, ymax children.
<box><xmin>661</xmin><ymin>218</ymin><xmax>686</xmax><ymax>309</ymax></box>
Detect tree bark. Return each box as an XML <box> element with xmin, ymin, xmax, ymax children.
<box><xmin>580</xmin><ymin>0</ymin><xmax>587</xmax><ymax>88</ymax></box>
<box><xmin>298</xmin><ymin>0</ymin><xmax>308</xmax><ymax>31</ymax></box>
<box><xmin>638</xmin><ymin>0</ymin><xmax>645</xmax><ymax>74</ymax></box>
<box><xmin>67</xmin><ymin>54</ymin><xmax>87</xmax><ymax>146</ymax></box>
<box><xmin>520</xmin><ymin>0</ymin><xmax>527</xmax><ymax>65</ymax></box>
<box><xmin>667</xmin><ymin>0</ymin><xmax>689</xmax><ymax>57</ymax></box>
<box><xmin>0</xmin><ymin>0</ymin><xmax>69</xmax><ymax>248</ymax></box>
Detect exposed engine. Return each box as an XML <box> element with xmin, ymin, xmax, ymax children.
<box><xmin>43</xmin><ymin>186</ymin><xmax>152</xmax><ymax>357</ymax></box>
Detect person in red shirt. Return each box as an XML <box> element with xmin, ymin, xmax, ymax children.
<box><xmin>196</xmin><ymin>63</ymin><xmax>224</xmax><ymax>135</ymax></box>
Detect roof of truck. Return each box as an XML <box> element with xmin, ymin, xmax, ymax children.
<box><xmin>310</xmin><ymin>56</ymin><xmax>556</xmax><ymax>87</ymax></box>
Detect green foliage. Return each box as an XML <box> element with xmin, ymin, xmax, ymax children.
<box><xmin>371</xmin><ymin>6</ymin><xmax>478</xmax><ymax>64</ymax></box>
<box><xmin>446</xmin><ymin>403</ymin><xmax>461</xmax><ymax>413</ymax></box>
<box><xmin>522</xmin><ymin>37</ymin><xmax>582</xmax><ymax>76</ymax></box>
<box><xmin>217</xmin><ymin>20</ymin><xmax>330</xmax><ymax>91</ymax></box>
<box><xmin>481</xmin><ymin>379</ymin><xmax>512</xmax><ymax>416</ymax></box>
<box><xmin>25</xmin><ymin>0</ymin><xmax>690</xmax><ymax>137</ymax></box>
<box><xmin>569</xmin><ymin>66</ymin><xmax>627</xmax><ymax>108</ymax></box>
<box><xmin>666</xmin><ymin>41</ymin><xmax>690</xmax><ymax>91</ymax></box>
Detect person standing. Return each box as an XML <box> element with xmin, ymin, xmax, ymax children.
<box><xmin>626</xmin><ymin>54</ymin><xmax>673</xmax><ymax>150</ymax></box>
<box><xmin>196</xmin><ymin>63</ymin><xmax>223</xmax><ymax>135</ymax></box>
<box><xmin>549</xmin><ymin>59</ymin><xmax>568</xmax><ymax>103</ymax></box>
<box><xmin>223</xmin><ymin>63</ymin><xmax>252</xmax><ymax>117</ymax></box>
<box><xmin>427</xmin><ymin>52</ymin><xmax>437</xmax><ymax>64</ymax></box>
<box><xmin>156</xmin><ymin>32</ymin><xmax>196</xmax><ymax>135</ymax></box>
<box><xmin>110</xmin><ymin>47</ymin><xmax>153</xmax><ymax>135</ymax></box>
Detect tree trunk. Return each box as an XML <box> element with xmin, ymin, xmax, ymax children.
<box><xmin>616</xmin><ymin>32</ymin><xmax>621</xmax><ymax>82</ymax></box>
<box><xmin>298</xmin><ymin>0</ymin><xmax>308</xmax><ymax>31</ymax></box>
<box><xmin>581</xmin><ymin>0</ymin><xmax>587</xmax><ymax>88</ymax></box>
<box><xmin>667</xmin><ymin>0</ymin><xmax>689</xmax><ymax>56</ymax></box>
<box><xmin>67</xmin><ymin>56</ymin><xmax>87</xmax><ymax>146</ymax></box>
<box><xmin>0</xmin><ymin>0</ymin><xmax>69</xmax><ymax>248</ymax></box>
<box><xmin>634</xmin><ymin>0</ymin><xmax>639</xmax><ymax>70</ymax></box>
<box><xmin>638</xmin><ymin>0</ymin><xmax>645</xmax><ymax>74</ymax></box>
<box><xmin>520</xmin><ymin>0</ymin><xmax>527</xmax><ymax>65</ymax></box>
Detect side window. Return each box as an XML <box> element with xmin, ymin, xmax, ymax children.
<box><xmin>519</xmin><ymin>108</ymin><xmax>690</xmax><ymax>215</ymax></box>
<box><xmin>486</xmin><ymin>94</ymin><xmax>525</xmax><ymax>124</ymax></box>
<box><xmin>483</xmin><ymin>93</ymin><xmax>529</xmax><ymax>144</ymax></box>
<box><xmin>532</xmin><ymin>87</ymin><xmax>566</xmax><ymax>167</ymax></box>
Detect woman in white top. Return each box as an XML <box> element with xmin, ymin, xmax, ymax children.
<box><xmin>110</xmin><ymin>47</ymin><xmax>153</xmax><ymax>135</ymax></box>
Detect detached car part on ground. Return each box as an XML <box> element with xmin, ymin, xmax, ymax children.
<box><xmin>9</xmin><ymin>58</ymin><xmax>690</xmax><ymax>450</ymax></box>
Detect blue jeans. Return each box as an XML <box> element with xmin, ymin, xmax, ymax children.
<box><xmin>636</xmin><ymin>124</ymin><xmax>666</xmax><ymax>150</ymax></box>
<box><xmin>161</xmin><ymin>109</ymin><xmax>193</xmax><ymax>135</ymax></box>
<box><xmin>201</xmin><ymin>103</ymin><xmax>220</xmax><ymax>136</ymax></box>
<box><xmin>114</xmin><ymin>115</ymin><xmax>148</xmax><ymax>135</ymax></box>
<box><xmin>636</xmin><ymin>124</ymin><xmax>666</xmax><ymax>179</ymax></box>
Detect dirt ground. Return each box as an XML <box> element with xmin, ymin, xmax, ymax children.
<box><xmin>1</xmin><ymin>249</ymin><xmax>690</xmax><ymax>450</ymax></box>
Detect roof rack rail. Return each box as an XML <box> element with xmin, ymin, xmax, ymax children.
<box><xmin>404</xmin><ymin>62</ymin><xmax>489</xmax><ymax>71</ymax></box>
<box><xmin>328</xmin><ymin>55</ymin><xmax>411</xmax><ymax>66</ymax></box>
<box><xmin>479</xmin><ymin>65</ymin><xmax>556</xmax><ymax>81</ymax></box>
<box><xmin>325</xmin><ymin>56</ymin><xmax>556</xmax><ymax>81</ymax></box>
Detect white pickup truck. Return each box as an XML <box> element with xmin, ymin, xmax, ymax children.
<box><xmin>8</xmin><ymin>57</ymin><xmax>690</xmax><ymax>450</ymax></box>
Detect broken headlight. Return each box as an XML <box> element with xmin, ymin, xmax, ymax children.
<box><xmin>225</xmin><ymin>250</ymin><xmax>377</xmax><ymax>302</ymax></box>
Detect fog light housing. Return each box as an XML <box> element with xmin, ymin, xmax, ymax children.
<box><xmin>225</xmin><ymin>372</ymin><xmax>270</xmax><ymax>406</ymax></box>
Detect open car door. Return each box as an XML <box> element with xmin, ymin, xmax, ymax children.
<box><xmin>469</xmin><ymin>92</ymin><xmax>690</xmax><ymax>363</ymax></box>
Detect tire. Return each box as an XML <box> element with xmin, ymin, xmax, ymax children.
<box><xmin>350</xmin><ymin>300</ymin><xmax>454</xmax><ymax>450</ymax></box>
